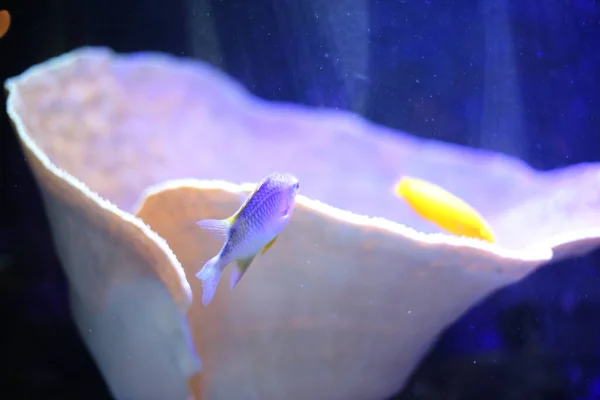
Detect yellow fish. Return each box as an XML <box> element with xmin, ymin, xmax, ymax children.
<box><xmin>395</xmin><ymin>176</ymin><xmax>495</xmax><ymax>243</ymax></box>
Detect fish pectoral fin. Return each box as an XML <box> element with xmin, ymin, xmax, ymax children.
<box><xmin>260</xmin><ymin>235</ymin><xmax>279</xmax><ymax>255</ymax></box>
<box><xmin>230</xmin><ymin>256</ymin><xmax>256</xmax><ymax>290</ymax></box>
<box><xmin>196</xmin><ymin>218</ymin><xmax>232</xmax><ymax>240</ymax></box>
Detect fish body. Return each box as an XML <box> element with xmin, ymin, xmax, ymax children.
<box><xmin>395</xmin><ymin>176</ymin><xmax>495</xmax><ymax>243</ymax></box>
<box><xmin>0</xmin><ymin>10</ymin><xmax>11</xmax><ymax>39</ymax></box>
<box><xmin>196</xmin><ymin>172</ymin><xmax>300</xmax><ymax>306</ymax></box>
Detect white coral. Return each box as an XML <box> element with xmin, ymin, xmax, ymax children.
<box><xmin>5</xmin><ymin>47</ymin><xmax>600</xmax><ymax>400</ymax></box>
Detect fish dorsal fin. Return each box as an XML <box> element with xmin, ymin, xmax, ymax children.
<box><xmin>196</xmin><ymin>218</ymin><xmax>232</xmax><ymax>240</ymax></box>
<box><xmin>260</xmin><ymin>235</ymin><xmax>279</xmax><ymax>255</ymax></box>
<box><xmin>198</xmin><ymin>179</ymin><xmax>265</xmax><ymax>238</ymax></box>
<box><xmin>230</xmin><ymin>178</ymin><xmax>268</xmax><ymax>222</ymax></box>
<box><xmin>230</xmin><ymin>255</ymin><xmax>256</xmax><ymax>289</ymax></box>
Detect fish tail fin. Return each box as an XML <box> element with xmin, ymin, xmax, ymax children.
<box><xmin>196</xmin><ymin>255</ymin><xmax>224</xmax><ymax>306</ymax></box>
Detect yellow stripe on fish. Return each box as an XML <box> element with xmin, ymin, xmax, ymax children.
<box><xmin>395</xmin><ymin>176</ymin><xmax>495</xmax><ymax>243</ymax></box>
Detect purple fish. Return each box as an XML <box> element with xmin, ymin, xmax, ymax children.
<box><xmin>195</xmin><ymin>172</ymin><xmax>300</xmax><ymax>306</ymax></box>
